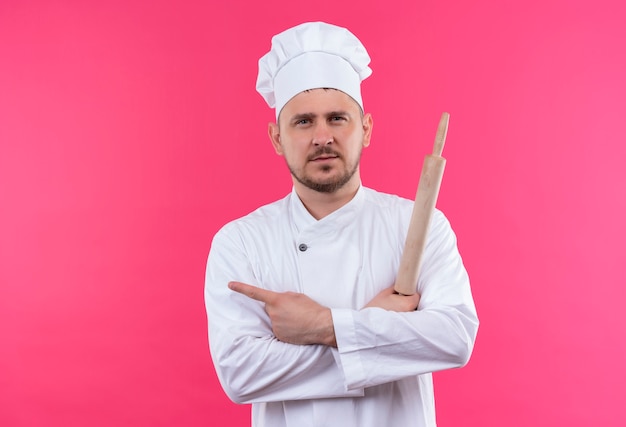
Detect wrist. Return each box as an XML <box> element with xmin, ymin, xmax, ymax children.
<box><xmin>318</xmin><ymin>308</ymin><xmax>337</xmax><ymax>347</ymax></box>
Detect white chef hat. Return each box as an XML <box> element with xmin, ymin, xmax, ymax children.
<box><xmin>256</xmin><ymin>22</ymin><xmax>372</xmax><ymax>119</ymax></box>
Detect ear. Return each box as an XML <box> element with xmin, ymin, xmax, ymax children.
<box><xmin>361</xmin><ymin>113</ymin><xmax>373</xmax><ymax>148</ymax></box>
<box><xmin>268</xmin><ymin>122</ymin><xmax>283</xmax><ymax>155</ymax></box>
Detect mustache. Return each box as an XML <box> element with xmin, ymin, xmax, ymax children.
<box><xmin>307</xmin><ymin>146</ymin><xmax>341</xmax><ymax>161</ymax></box>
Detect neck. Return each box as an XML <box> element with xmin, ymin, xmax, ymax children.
<box><xmin>294</xmin><ymin>177</ymin><xmax>361</xmax><ymax>220</ymax></box>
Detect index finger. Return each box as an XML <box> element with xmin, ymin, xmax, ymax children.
<box><xmin>228</xmin><ymin>281</ymin><xmax>276</xmax><ymax>303</ymax></box>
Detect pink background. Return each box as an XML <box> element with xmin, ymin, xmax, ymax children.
<box><xmin>1</xmin><ymin>0</ymin><xmax>625</xmax><ymax>425</ymax></box>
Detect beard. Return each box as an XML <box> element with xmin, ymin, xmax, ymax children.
<box><xmin>287</xmin><ymin>146</ymin><xmax>362</xmax><ymax>194</ymax></box>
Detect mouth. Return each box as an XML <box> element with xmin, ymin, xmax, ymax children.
<box><xmin>309</xmin><ymin>149</ymin><xmax>340</xmax><ymax>162</ymax></box>
<box><xmin>311</xmin><ymin>155</ymin><xmax>339</xmax><ymax>162</ymax></box>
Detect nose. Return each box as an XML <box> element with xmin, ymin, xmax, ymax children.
<box><xmin>312</xmin><ymin>122</ymin><xmax>333</xmax><ymax>146</ymax></box>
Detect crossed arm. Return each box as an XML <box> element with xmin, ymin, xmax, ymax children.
<box><xmin>228</xmin><ymin>281</ymin><xmax>421</xmax><ymax>347</ymax></box>
<box><xmin>207</xmin><ymin>213</ymin><xmax>478</xmax><ymax>403</ymax></box>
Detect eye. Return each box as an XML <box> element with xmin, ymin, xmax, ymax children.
<box><xmin>330</xmin><ymin>116</ymin><xmax>346</xmax><ymax>122</ymax></box>
<box><xmin>293</xmin><ymin>117</ymin><xmax>312</xmax><ymax>126</ymax></box>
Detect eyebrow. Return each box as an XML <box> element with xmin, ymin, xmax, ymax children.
<box><xmin>290</xmin><ymin>112</ymin><xmax>316</xmax><ymax>123</ymax></box>
<box><xmin>326</xmin><ymin>110</ymin><xmax>350</xmax><ymax>118</ymax></box>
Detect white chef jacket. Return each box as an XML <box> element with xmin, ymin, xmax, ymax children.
<box><xmin>205</xmin><ymin>185</ymin><xmax>478</xmax><ymax>427</ymax></box>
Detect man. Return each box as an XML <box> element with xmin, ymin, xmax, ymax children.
<box><xmin>205</xmin><ymin>22</ymin><xmax>478</xmax><ymax>427</ymax></box>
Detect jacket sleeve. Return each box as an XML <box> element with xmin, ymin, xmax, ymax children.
<box><xmin>331</xmin><ymin>211</ymin><xmax>479</xmax><ymax>390</ymax></box>
<box><xmin>204</xmin><ymin>224</ymin><xmax>365</xmax><ymax>404</ymax></box>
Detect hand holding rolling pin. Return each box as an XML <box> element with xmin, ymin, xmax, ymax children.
<box><xmin>394</xmin><ymin>112</ymin><xmax>450</xmax><ymax>296</ymax></box>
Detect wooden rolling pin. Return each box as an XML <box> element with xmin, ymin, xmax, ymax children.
<box><xmin>394</xmin><ymin>112</ymin><xmax>450</xmax><ymax>296</ymax></box>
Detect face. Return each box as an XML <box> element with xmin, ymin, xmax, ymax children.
<box><xmin>268</xmin><ymin>88</ymin><xmax>373</xmax><ymax>194</ymax></box>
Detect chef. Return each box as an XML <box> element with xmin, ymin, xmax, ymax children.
<box><xmin>205</xmin><ymin>21</ymin><xmax>478</xmax><ymax>427</ymax></box>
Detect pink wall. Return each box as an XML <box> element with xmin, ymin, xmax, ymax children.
<box><xmin>1</xmin><ymin>0</ymin><xmax>625</xmax><ymax>425</ymax></box>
